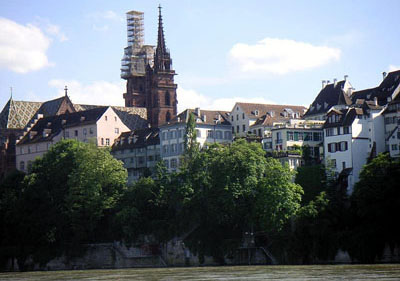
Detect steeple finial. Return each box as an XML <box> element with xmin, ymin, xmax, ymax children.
<box><xmin>10</xmin><ymin>87</ymin><xmax>13</xmax><ymax>99</ymax></box>
<box><xmin>157</xmin><ymin>4</ymin><xmax>166</xmax><ymax>54</ymax></box>
<box><xmin>64</xmin><ymin>85</ymin><xmax>68</xmax><ymax>96</ymax></box>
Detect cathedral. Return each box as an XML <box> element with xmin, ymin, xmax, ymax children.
<box><xmin>121</xmin><ymin>6</ymin><xmax>178</xmax><ymax>128</ymax></box>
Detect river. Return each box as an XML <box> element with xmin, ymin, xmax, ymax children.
<box><xmin>0</xmin><ymin>264</ymin><xmax>400</xmax><ymax>280</ymax></box>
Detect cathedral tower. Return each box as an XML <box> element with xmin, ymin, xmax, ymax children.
<box><xmin>147</xmin><ymin>5</ymin><xmax>178</xmax><ymax>127</ymax></box>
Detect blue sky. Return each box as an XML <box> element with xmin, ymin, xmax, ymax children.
<box><xmin>1</xmin><ymin>0</ymin><xmax>400</xmax><ymax>112</ymax></box>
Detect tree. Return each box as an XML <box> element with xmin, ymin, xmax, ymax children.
<box><xmin>346</xmin><ymin>153</ymin><xmax>400</xmax><ymax>262</ymax></box>
<box><xmin>180</xmin><ymin>140</ymin><xmax>303</xmax><ymax>263</ymax></box>
<box><xmin>183</xmin><ymin>112</ymin><xmax>198</xmax><ymax>162</ymax></box>
<box><xmin>1</xmin><ymin>139</ymin><xmax>127</xmax><ymax>268</ymax></box>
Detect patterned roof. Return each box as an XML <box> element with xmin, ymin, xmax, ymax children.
<box><xmin>112</xmin><ymin>128</ymin><xmax>160</xmax><ymax>151</ymax></box>
<box><xmin>236</xmin><ymin>102</ymin><xmax>306</xmax><ymax>120</ymax></box>
<box><xmin>0</xmin><ymin>98</ymin><xmax>42</xmax><ymax>130</ymax></box>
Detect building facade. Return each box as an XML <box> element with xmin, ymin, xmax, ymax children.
<box><xmin>111</xmin><ymin>128</ymin><xmax>160</xmax><ymax>183</ymax></box>
<box><xmin>121</xmin><ymin>7</ymin><xmax>177</xmax><ymax>128</ymax></box>
<box><xmin>160</xmin><ymin>108</ymin><xmax>232</xmax><ymax>172</ymax></box>
<box><xmin>16</xmin><ymin>107</ymin><xmax>129</xmax><ymax>173</ymax></box>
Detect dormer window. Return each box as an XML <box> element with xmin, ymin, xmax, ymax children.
<box><xmin>255</xmin><ymin>110</ymin><xmax>259</xmax><ymax>116</ymax></box>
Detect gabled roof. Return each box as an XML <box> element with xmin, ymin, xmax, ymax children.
<box><xmin>112</xmin><ymin>128</ymin><xmax>160</xmax><ymax>151</ymax></box>
<box><xmin>304</xmin><ymin>80</ymin><xmax>351</xmax><ymax>118</ymax></box>
<box><xmin>351</xmin><ymin>70</ymin><xmax>400</xmax><ymax>106</ymax></box>
<box><xmin>164</xmin><ymin>108</ymin><xmax>231</xmax><ymax>126</ymax></box>
<box><xmin>18</xmin><ymin>107</ymin><xmax>109</xmax><ymax>145</ymax></box>
<box><xmin>323</xmin><ymin>107</ymin><xmax>357</xmax><ymax>129</ymax></box>
<box><xmin>235</xmin><ymin>102</ymin><xmax>306</xmax><ymax>120</ymax></box>
<box><xmin>0</xmin><ymin>98</ymin><xmax>42</xmax><ymax>130</ymax></box>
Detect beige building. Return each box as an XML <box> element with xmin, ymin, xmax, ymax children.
<box><xmin>230</xmin><ymin>102</ymin><xmax>306</xmax><ymax>137</ymax></box>
<box><xmin>16</xmin><ymin>107</ymin><xmax>129</xmax><ymax>172</ymax></box>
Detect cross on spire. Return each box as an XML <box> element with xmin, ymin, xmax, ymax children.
<box><xmin>64</xmin><ymin>85</ymin><xmax>68</xmax><ymax>96</ymax></box>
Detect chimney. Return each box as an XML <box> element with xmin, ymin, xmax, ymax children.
<box><xmin>177</xmin><ymin>117</ymin><xmax>181</xmax><ymax>122</ymax></box>
<box><xmin>202</xmin><ymin>114</ymin><xmax>206</xmax><ymax>122</ymax></box>
<box><xmin>333</xmin><ymin>78</ymin><xmax>337</xmax><ymax>87</ymax></box>
<box><xmin>374</xmin><ymin>96</ymin><xmax>378</xmax><ymax>106</ymax></box>
<box><xmin>383</xmin><ymin>72</ymin><xmax>387</xmax><ymax>80</ymax></box>
<box><xmin>322</xmin><ymin>80</ymin><xmax>327</xmax><ymax>88</ymax></box>
<box><xmin>344</xmin><ymin>75</ymin><xmax>348</xmax><ymax>81</ymax></box>
<box><xmin>194</xmin><ymin>107</ymin><xmax>201</xmax><ymax>116</ymax></box>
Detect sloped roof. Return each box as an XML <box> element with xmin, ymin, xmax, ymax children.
<box><xmin>112</xmin><ymin>128</ymin><xmax>160</xmax><ymax>151</ymax></box>
<box><xmin>236</xmin><ymin>102</ymin><xmax>306</xmax><ymax>120</ymax></box>
<box><xmin>0</xmin><ymin>98</ymin><xmax>42</xmax><ymax>130</ymax></box>
<box><xmin>351</xmin><ymin>70</ymin><xmax>400</xmax><ymax>106</ymax></box>
<box><xmin>304</xmin><ymin>80</ymin><xmax>351</xmax><ymax>117</ymax></box>
<box><xmin>166</xmin><ymin>108</ymin><xmax>231</xmax><ymax>126</ymax></box>
<box><xmin>18</xmin><ymin>107</ymin><xmax>109</xmax><ymax>145</ymax></box>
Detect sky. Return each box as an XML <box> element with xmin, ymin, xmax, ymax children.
<box><xmin>1</xmin><ymin>0</ymin><xmax>400</xmax><ymax>113</ymax></box>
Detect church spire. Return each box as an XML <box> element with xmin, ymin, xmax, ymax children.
<box><xmin>154</xmin><ymin>4</ymin><xmax>171</xmax><ymax>72</ymax></box>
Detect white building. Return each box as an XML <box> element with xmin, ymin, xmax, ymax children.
<box><xmin>159</xmin><ymin>108</ymin><xmax>232</xmax><ymax>172</ymax></box>
<box><xmin>111</xmin><ymin>128</ymin><xmax>160</xmax><ymax>183</ymax></box>
<box><xmin>261</xmin><ymin>119</ymin><xmax>324</xmax><ymax>169</ymax></box>
<box><xmin>229</xmin><ymin>102</ymin><xmax>306</xmax><ymax>137</ymax></box>
<box><xmin>383</xmin><ymin>93</ymin><xmax>400</xmax><ymax>157</ymax></box>
<box><xmin>16</xmin><ymin>107</ymin><xmax>129</xmax><ymax>173</ymax></box>
<box><xmin>323</xmin><ymin>101</ymin><xmax>385</xmax><ymax>194</ymax></box>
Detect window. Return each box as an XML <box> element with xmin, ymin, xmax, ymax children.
<box><xmin>343</xmin><ymin>126</ymin><xmax>350</xmax><ymax>134</ymax></box>
<box><xmin>105</xmin><ymin>116</ymin><xmax>108</xmax><ymax>121</ymax></box>
<box><xmin>65</xmin><ymin>131</ymin><xmax>70</xmax><ymax>138</ymax></box>
<box><xmin>236</xmin><ymin>125</ymin><xmax>239</xmax><ymax>133</ymax></box>
<box><xmin>165</xmin><ymin>91</ymin><xmax>171</xmax><ymax>106</ymax></box>
<box><xmin>287</xmin><ymin>131</ymin><xmax>294</xmax><ymax>141</ymax></box>
<box><xmin>74</xmin><ymin>130</ymin><xmax>78</xmax><ymax>137</ymax></box>
<box><xmin>326</xmin><ymin>128</ymin><xmax>334</xmax><ymax>137</ymax></box>
<box><xmin>171</xmin><ymin>144</ymin><xmax>177</xmax><ymax>153</ymax></box>
<box><xmin>163</xmin><ymin>145</ymin><xmax>168</xmax><ymax>154</ymax></box>
<box><xmin>83</xmin><ymin>128</ymin><xmax>87</xmax><ymax>135</ymax></box>
<box><xmin>164</xmin><ymin>160</ymin><xmax>169</xmax><ymax>169</ymax></box>
<box><xmin>392</xmin><ymin>144</ymin><xmax>398</xmax><ymax>151</ymax></box>
<box><xmin>328</xmin><ymin>143</ymin><xmax>336</xmax><ymax>153</ymax></box>
<box><xmin>171</xmin><ymin>158</ymin><xmax>177</xmax><ymax>169</ymax></box>
<box><xmin>242</xmin><ymin>124</ymin><xmax>246</xmax><ymax>133</ymax></box>
<box><xmin>90</xmin><ymin>127</ymin><xmax>94</xmax><ymax>134</ymax></box>
<box><xmin>231</xmin><ymin>116</ymin><xmax>233</xmax><ymax>122</ymax></box>
<box><xmin>178</xmin><ymin>129</ymin><xmax>182</xmax><ymax>138</ymax></box>
<box><xmin>236</xmin><ymin>115</ymin><xmax>239</xmax><ymax>121</ymax></box>
<box><xmin>339</xmin><ymin>141</ymin><xmax>348</xmax><ymax>151</ymax></box>
<box><xmin>138</xmin><ymin>156</ymin><xmax>144</xmax><ymax>165</ymax></box>
<box><xmin>114</xmin><ymin>116</ymin><xmax>117</xmax><ymax>122</ymax></box>
<box><xmin>162</xmin><ymin>132</ymin><xmax>167</xmax><ymax>140</ymax></box>
<box><xmin>304</xmin><ymin>132</ymin><xmax>312</xmax><ymax>141</ymax></box>
<box><xmin>216</xmin><ymin>130</ymin><xmax>222</xmax><ymax>139</ymax></box>
<box><xmin>105</xmin><ymin>138</ymin><xmax>110</xmax><ymax>146</ymax></box>
<box><xmin>20</xmin><ymin>147</ymin><xmax>24</xmax><ymax>154</ymax></box>
<box><xmin>207</xmin><ymin>130</ymin><xmax>214</xmax><ymax>138</ymax></box>
<box><xmin>224</xmin><ymin>131</ymin><xmax>232</xmax><ymax>139</ymax></box>
<box><xmin>258</xmin><ymin>129</ymin><xmax>262</xmax><ymax>137</ymax></box>
<box><xmin>242</xmin><ymin>113</ymin><xmax>245</xmax><ymax>119</ymax></box>
<box><xmin>331</xmin><ymin>159</ymin><xmax>337</xmax><ymax>168</ymax></box>
<box><xmin>20</xmin><ymin>161</ymin><xmax>25</xmax><ymax>171</ymax></box>
<box><xmin>115</xmin><ymin>128</ymin><xmax>119</xmax><ymax>134</ymax></box>
<box><xmin>171</xmin><ymin>131</ymin><xmax>176</xmax><ymax>138</ymax></box>
<box><xmin>313</xmin><ymin>132</ymin><xmax>322</xmax><ymax>141</ymax></box>
<box><xmin>342</xmin><ymin>162</ymin><xmax>346</xmax><ymax>170</ymax></box>
<box><xmin>28</xmin><ymin>146</ymin><xmax>31</xmax><ymax>153</ymax></box>
<box><xmin>166</xmin><ymin>111</ymin><xmax>171</xmax><ymax>122</ymax></box>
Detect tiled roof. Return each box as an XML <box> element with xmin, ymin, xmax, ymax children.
<box><xmin>75</xmin><ymin>104</ymin><xmax>148</xmax><ymax>130</ymax></box>
<box><xmin>304</xmin><ymin>80</ymin><xmax>351</xmax><ymax>117</ymax></box>
<box><xmin>323</xmin><ymin>107</ymin><xmax>361</xmax><ymax>129</ymax></box>
<box><xmin>351</xmin><ymin>70</ymin><xmax>400</xmax><ymax>106</ymax></box>
<box><xmin>236</xmin><ymin>102</ymin><xmax>306</xmax><ymax>120</ymax></box>
<box><xmin>18</xmin><ymin>107</ymin><xmax>109</xmax><ymax>145</ymax></box>
<box><xmin>164</xmin><ymin>108</ymin><xmax>231</xmax><ymax>126</ymax></box>
<box><xmin>0</xmin><ymin>99</ymin><xmax>42</xmax><ymax>130</ymax></box>
<box><xmin>111</xmin><ymin>128</ymin><xmax>160</xmax><ymax>151</ymax></box>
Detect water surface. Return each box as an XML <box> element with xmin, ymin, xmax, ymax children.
<box><xmin>1</xmin><ymin>264</ymin><xmax>400</xmax><ymax>281</ymax></box>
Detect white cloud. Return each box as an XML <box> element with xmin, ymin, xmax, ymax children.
<box><xmin>388</xmin><ymin>65</ymin><xmax>400</xmax><ymax>72</ymax></box>
<box><xmin>0</xmin><ymin>17</ymin><xmax>52</xmax><ymax>73</ymax></box>
<box><xmin>48</xmin><ymin>79</ymin><xmax>125</xmax><ymax>106</ymax></box>
<box><xmin>45</xmin><ymin>24</ymin><xmax>68</xmax><ymax>42</ymax></box>
<box><xmin>229</xmin><ymin>38</ymin><xmax>341</xmax><ymax>75</ymax></box>
<box><xmin>177</xmin><ymin>87</ymin><xmax>275</xmax><ymax>113</ymax></box>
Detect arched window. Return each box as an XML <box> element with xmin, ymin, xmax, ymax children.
<box><xmin>20</xmin><ymin>161</ymin><xmax>25</xmax><ymax>171</ymax></box>
<box><xmin>166</xmin><ymin>111</ymin><xmax>171</xmax><ymax>122</ymax></box>
<box><xmin>165</xmin><ymin>91</ymin><xmax>171</xmax><ymax>106</ymax></box>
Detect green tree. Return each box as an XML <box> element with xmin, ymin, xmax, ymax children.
<box><xmin>1</xmin><ymin>139</ymin><xmax>127</xmax><ymax>269</ymax></box>
<box><xmin>347</xmin><ymin>153</ymin><xmax>400</xmax><ymax>262</ymax></box>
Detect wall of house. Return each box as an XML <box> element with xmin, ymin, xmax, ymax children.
<box><xmin>96</xmin><ymin>107</ymin><xmax>130</xmax><ymax>147</ymax></box>
<box><xmin>16</xmin><ymin>140</ymin><xmax>54</xmax><ymax>172</ymax></box>
<box><xmin>230</xmin><ymin>105</ymin><xmax>258</xmax><ymax>137</ymax></box>
<box><xmin>323</xmin><ymin>127</ymin><xmax>352</xmax><ymax>174</ymax></box>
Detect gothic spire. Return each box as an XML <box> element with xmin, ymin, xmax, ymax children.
<box><xmin>157</xmin><ymin>4</ymin><xmax>166</xmax><ymax>55</ymax></box>
<box><xmin>154</xmin><ymin>4</ymin><xmax>171</xmax><ymax>72</ymax></box>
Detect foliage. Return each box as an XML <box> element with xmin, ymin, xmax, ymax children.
<box><xmin>0</xmin><ymin>139</ymin><xmax>127</xmax><ymax>269</ymax></box>
<box><xmin>346</xmin><ymin>153</ymin><xmax>400</xmax><ymax>263</ymax></box>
